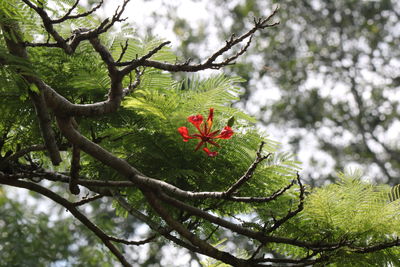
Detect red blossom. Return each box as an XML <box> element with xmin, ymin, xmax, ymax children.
<box><xmin>177</xmin><ymin>127</ymin><xmax>193</xmax><ymax>142</ymax></box>
<box><xmin>203</xmin><ymin>147</ymin><xmax>218</xmax><ymax>157</ymax></box>
<box><xmin>178</xmin><ymin>108</ymin><xmax>234</xmax><ymax>157</ymax></box>
<box><xmin>216</xmin><ymin>126</ymin><xmax>234</xmax><ymax>139</ymax></box>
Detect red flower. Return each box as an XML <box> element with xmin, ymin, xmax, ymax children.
<box><xmin>178</xmin><ymin>108</ymin><xmax>234</xmax><ymax>156</ymax></box>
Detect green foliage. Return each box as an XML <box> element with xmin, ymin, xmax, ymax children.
<box><xmin>2</xmin><ymin>1</ymin><xmax>400</xmax><ymax>266</ymax></box>
<box><xmin>0</xmin><ymin>188</ymin><xmax>116</xmax><ymax>267</ymax></box>
<box><xmin>153</xmin><ymin>0</ymin><xmax>400</xmax><ymax>185</ymax></box>
<box><xmin>388</xmin><ymin>184</ymin><xmax>400</xmax><ymax>203</ymax></box>
<box><xmin>269</xmin><ymin>170</ymin><xmax>400</xmax><ymax>266</ymax></box>
<box><xmin>113</xmin><ymin>73</ymin><xmax>300</xmax><ymax>220</ymax></box>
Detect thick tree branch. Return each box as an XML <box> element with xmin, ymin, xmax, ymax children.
<box><xmin>144</xmin><ymin>190</ymin><xmax>252</xmax><ymax>267</ymax></box>
<box><xmin>33</xmin><ymin>122</ymin><xmax>296</xmax><ymax>204</ymax></box>
<box><xmin>154</xmin><ymin>188</ymin><xmax>344</xmax><ymax>251</ymax></box>
<box><xmin>28</xmin><ymin>91</ymin><xmax>62</xmax><ymax>166</ymax></box>
<box><xmin>114</xmin><ymin>194</ymin><xmax>202</xmax><ymax>253</ymax></box>
<box><xmin>351</xmin><ymin>238</ymin><xmax>400</xmax><ymax>253</ymax></box>
<box><xmin>1</xmin><ymin>22</ymin><xmax>61</xmax><ymax>166</ymax></box>
<box><xmin>69</xmin><ymin>118</ymin><xmax>81</xmax><ymax>194</ymax></box>
<box><xmin>70</xmin><ymin>144</ymin><xmax>81</xmax><ymax>194</ymax></box>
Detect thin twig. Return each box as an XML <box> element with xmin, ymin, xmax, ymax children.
<box><xmin>224</xmin><ymin>142</ymin><xmax>271</xmax><ymax>196</ymax></box>
<box><xmin>117</xmin><ymin>6</ymin><xmax>279</xmax><ymax>73</ymax></box>
<box><xmin>266</xmin><ymin>173</ymin><xmax>305</xmax><ymax>233</ymax></box>
<box><xmin>73</xmin><ymin>194</ymin><xmax>104</xmax><ymax>206</ymax></box>
<box><xmin>108</xmin><ymin>234</ymin><xmax>157</xmax><ymax>246</ymax></box>
<box><xmin>51</xmin><ymin>0</ymin><xmax>104</xmax><ymax>24</ymax></box>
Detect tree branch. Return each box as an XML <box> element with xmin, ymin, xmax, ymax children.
<box><xmin>0</xmin><ymin>144</ymin><xmax>45</xmax><ymax>170</ymax></box>
<box><xmin>69</xmin><ymin>118</ymin><xmax>81</xmax><ymax>194</ymax></box>
<box><xmin>116</xmin><ymin>6</ymin><xmax>279</xmax><ymax>73</ymax></box>
<box><xmin>224</xmin><ymin>141</ymin><xmax>270</xmax><ymax>196</ymax></box>
<box><xmin>0</xmin><ymin>176</ymin><xmax>132</xmax><ymax>267</ymax></box>
<box><xmin>266</xmin><ymin>173</ymin><xmax>305</xmax><ymax>233</ymax></box>
<box><xmin>1</xmin><ymin>21</ymin><xmax>61</xmax><ymax>166</ymax></box>
<box><xmin>73</xmin><ymin>194</ymin><xmax>104</xmax><ymax>206</ymax></box>
<box><xmin>144</xmin><ymin>190</ymin><xmax>252</xmax><ymax>267</ymax></box>
<box><xmin>51</xmin><ymin>0</ymin><xmax>104</xmax><ymax>24</ymax></box>
<box><xmin>70</xmin><ymin>144</ymin><xmax>81</xmax><ymax>194</ymax></box>
<box><xmin>114</xmin><ymin>194</ymin><xmax>202</xmax><ymax>253</ymax></box>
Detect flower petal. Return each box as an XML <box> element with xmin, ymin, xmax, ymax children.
<box><xmin>209</xmin><ymin>129</ymin><xmax>220</xmax><ymax>137</ymax></box>
<box><xmin>188</xmin><ymin>114</ymin><xmax>204</xmax><ymax>129</ymax></box>
<box><xmin>205</xmin><ymin>108</ymin><xmax>214</xmax><ymax>133</ymax></box>
<box><xmin>178</xmin><ymin>127</ymin><xmax>193</xmax><ymax>142</ymax></box>
<box><xmin>194</xmin><ymin>141</ymin><xmax>205</xmax><ymax>151</ymax></box>
<box><xmin>203</xmin><ymin>147</ymin><xmax>218</xmax><ymax>157</ymax></box>
<box><xmin>216</xmin><ymin>126</ymin><xmax>234</xmax><ymax>139</ymax></box>
<box><xmin>207</xmin><ymin>108</ymin><xmax>214</xmax><ymax>123</ymax></box>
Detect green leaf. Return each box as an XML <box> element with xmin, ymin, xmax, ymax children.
<box><xmin>29</xmin><ymin>83</ymin><xmax>40</xmax><ymax>94</ymax></box>
<box><xmin>227</xmin><ymin>116</ymin><xmax>235</xmax><ymax>127</ymax></box>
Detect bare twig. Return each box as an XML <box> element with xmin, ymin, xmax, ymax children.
<box><xmin>225</xmin><ymin>142</ymin><xmax>271</xmax><ymax>196</ymax></box>
<box><xmin>51</xmin><ymin>0</ymin><xmax>104</xmax><ymax>24</ymax></box>
<box><xmin>122</xmin><ymin>68</ymin><xmax>144</xmax><ymax>97</ymax></box>
<box><xmin>266</xmin><ymin>173</ymin><xmax>305</xmax><ymax>233</ymax></box>
<box><xmin>116</xmin><ymin>39</ymin><xmax>130</xmax><ymax>63</ymax></box>
<box><xmin>73</xmin><ymin>194</ymin><xmax>104</xmax><ymax>206</ymax></box>
<box><xmin>119</xmin><ymin>41</ymin><xmax>171</xmax><ymax>75</ymax></box>
<box><xmin>226</xmin><ymin>179</ymin><xmax>296</xmax><ymax>203</ymax></box>
<box><xmin>117</xmin><ymin>6</ymin><xmax>279</xmax><ymax>73</ymax></box>
<box><xmin>22</xmin><ymin>0</ymin><xmax>129</xmax><ymax>54</ymax></box>
<box><xmin>108</xmin><ymin>234</ymin><xmax>157</xmax><ymax>246</ymax></box>
<box><xmin>114</xmin><ymin>194</ymin><xmax>202</xmax><ymax>253</ymax></box>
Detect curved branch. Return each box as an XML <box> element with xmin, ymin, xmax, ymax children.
<box><xmin>224</xmin><ymin>142</ymin><xmax>270</xmax><ymax>196</ymax></box>
<box><xmin>155</xmin><ymin>188</ymin><xmax>343</xmax><ymax>251</ymax></box>
<box><xmin>0</xmin><ymin>144</ymin><xmax>45</xmax><ymax>170</ymax></box>
<box><xmin>118</xmin><ymin>6</ymin><xmax>279</xmax><ymax>74</ymax></box>
<box><xmin>266</xmin><ymin>173</ymin><xmax>305</xmax><ymax>233</ymax></box>
<box><xmin>351</xmin><ymin>238</ymin><xmax>400</xmax><ymax>253</ymax></box>
<box><xmin>144</xmin><ymin>190</ymin><xmax>252</xmax><ymax>267</ymax></box>
<box><xmin>51</xmin><ymin>0</ymin><xmax>104</xmax><ymax>24</ymax></box>
<box><xmin>114</xmin><ymin>194</ymin><xmax>202</xmax><ymax>253</ymax></box>
<box><xmin>1</xmin><ymin>21</ymin><xmax>61</xmax><ymax>166</ymax></box>
<box><xmin>0</xmin><ymin>176</ymin><xmax>132</xmax><ymax>267</ymax></box>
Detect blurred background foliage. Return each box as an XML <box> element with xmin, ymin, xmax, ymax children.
<box><xmin>113</xmin><ymin>0</ymin><xmax>400</xmax><ymax>186</ymax></box>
